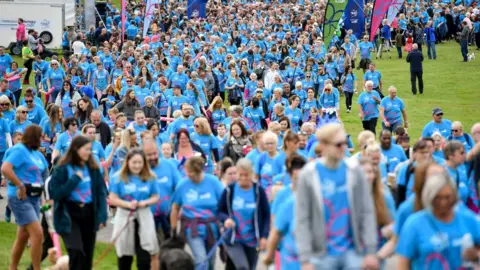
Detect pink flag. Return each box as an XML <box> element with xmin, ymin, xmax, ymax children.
<box><xmin>121</xmin><ymin>0</ymin><xmax>126</xmax><ymax>45</ymax></box>
<box><xmin>370</xmin><ymin>0</ymin><xmax>393</xmax><ymax>42</ymax></box>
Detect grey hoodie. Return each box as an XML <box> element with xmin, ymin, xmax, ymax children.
<box><xmin>295</xmin><ymin>157</ymin><xmax>378</xmax><ymax>264</ymax></box>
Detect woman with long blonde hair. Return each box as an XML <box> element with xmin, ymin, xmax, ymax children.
<box><xmin>191</xmin><ymin>117</ymin><xmax>219</xmax><ymax>174</ymax></box>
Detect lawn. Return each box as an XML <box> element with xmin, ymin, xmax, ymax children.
<box><xmin>0</xmin><ymin>222</ymin><xmax>117</xmax><ymax>270</ymax></box>
<box><xmin>12</xmin><ymin>41</ymin><xmax>480</xmax><ymax>142</ymax></box>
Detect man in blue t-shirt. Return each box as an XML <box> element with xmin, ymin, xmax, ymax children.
<box><xmin>422</xmin><ymin>107</ymin><xmax>452</xmax><ymax>139</ymax></box>
<box><xmin>363</xmin><ymin>63</ymin><xmax>383</xmax><ymax>98</ymax></box>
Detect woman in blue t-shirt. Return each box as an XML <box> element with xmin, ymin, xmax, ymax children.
<box><xmin>255</xmin><ymin>131</ymin><xmax>280</xmax><ymax>200</ymax></box>
<box><xmin>9</xmin><ymin>106</ymin><xmax>33</xmax><ymax>136</ymax></box>
<box><xmin>2</xmin><ymin>125</ymin><xmax>48</xmax><ymax>270</ymax></box>
<box><xmin>55</xmin><ymin>81</ymin><xmax>82</xmax><ymax>119</ymax></box>
<box><xmin>170</xmin><ymin>157</ymin><xmax>224</xmax><ymax>270</ymax></box>
<box><xmin>206</xmin><ymin>96</ymin><xmax>227</xmax><ymax>134</ymax></box>
<box><xmin>191</xmin><ymin>117</ymin><xmax>219</xmax><ymax>174</ymax></box>
<box><xmin>109</xmin><ymin>148</ymin><xmax>160</xmax><ymax>270</ymax></box>
<box><xmin>46</xmin><ymin>60</ymin><xmax>66</xmax><ymax>102</ymax></box>
<box><xmin>41</xmin><ymin>104</ymin><xmax>63</xmax><ymax>165</ymax></box>
<box><xmin>217</xmin><ymin>158</ymin><xmax>270</xmax><ymax>270</ymax></box>
<box><xmin>340</xmin><ymin>66</ymin><xmax>357</xmax><ymax>113</ymax></box>
<box><xmin>396</xmin><ymin>172</ymin><xmax>480</xmax><ymax>270</ymax></box>
<box><xmin>49</xmin><ymin>135</ymin><xmax>107</xmax><ymax>270</ymax></box>
<box><xmin>5</xmin><ymin>61</ymin><xmax>27</xmax><ymax>104</ymax></box>
<box><xmin>243</xmin><ymin>97</ymin><xmax>267</xmax><ymax>133</ymax></box>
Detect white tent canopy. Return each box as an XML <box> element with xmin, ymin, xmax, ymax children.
<box><xmin>13</xmin><ymin>0</ymin><xmax>75</xmax><ymax>26</ymax></box>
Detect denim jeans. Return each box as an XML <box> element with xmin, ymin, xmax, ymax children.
<box><xmin>427</xmin><ymin>41</ymin><xmax>436</xmax><ymax>59</ymax></box>
<box><xmin>310</xmin><ymin>250</ymin><xmax>363</xmax><ymax>270</ymax></box>
<box><xmin>186</xmin><ymin>235</ymin><xmax>216</xmax><ymax>270</ymax></box>
<box><xmin>396</xmin><ymin>46</ymin><xmax>402</xmax><ymax>58</ymax></box>
<box><xmin>381</xmin><ymin>121</ymin><xmax>402</xmax><ymax>133</ymax></box>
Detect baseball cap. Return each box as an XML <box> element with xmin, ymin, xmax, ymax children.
<box><xmin>432</xmin><ymin>107</ymin><xmax>443</xmax><ymax>115</ymax></box>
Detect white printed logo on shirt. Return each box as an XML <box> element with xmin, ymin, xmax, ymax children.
<box><xmin>430</xmin><ymin>233</ymin><xmax>449</xmax><ymax>252</ymax></box>
<box><xmin>233</xmin><ymin>197</ymin><xmax>245</xmax><ymax>209</ymax></box>
<box><xmin>186</xmin><ymin>189</ymin><xmax>198</xmax><ymax>202</ymax></box>
<box><xmin>157</xmin><ymin>176</ymin><xmax>168</xmax><ymax>183</ymax></box>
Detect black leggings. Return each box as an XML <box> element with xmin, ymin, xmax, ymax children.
<box><xmin>24</xmin><ymin>59</ymin><xmax>33</xmax><ymax>82</ymax></box>
<box><xmin>344</xmin><ymin>91</ymin><xmax>353</xmax><ymax>110</ymax></box>
<box><xmin>362</xmin><ymin>118</ymin><xmax>378</xmax><ymax>135</ymax></box>
<box><xmin>62</xmin><ymin>203</ymin><xmax>96</xmax><ymax>270</ymax></box>
<box><xmin>27</xmin><ymin>215</ymin><xmax>53</xmax><ymax>270</ymax></box>
<box><xmin>117</xmin><ymin>220</ymin><xmax>151</xmax><ymax>270</ymax></box>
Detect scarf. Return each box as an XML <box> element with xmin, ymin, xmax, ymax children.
<box><xmin>230</xmin><ymin>135</ymin><xmax>251</xmax><ymax>156</ymax></box>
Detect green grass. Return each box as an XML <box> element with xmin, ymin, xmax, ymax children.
<box><xmin>0</xmin><ymin>222</ymin><xmax>117</xmax><ymax>270</ymax></box>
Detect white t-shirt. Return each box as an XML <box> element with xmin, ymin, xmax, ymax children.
<box><xmin>72</xmin><ymin>41</ymin><xmax>86</xmax><ymax>55</ymax></box>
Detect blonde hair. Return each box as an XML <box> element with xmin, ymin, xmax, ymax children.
<box><xmin>208</xmin><ymin>96</ymin><xmax>224</xmax><ymax>112</ymax></box>
<box><xmin>120</xmin><ymin>129</ymin><xmax>136</xmax><ymax>150</ymax></box>
<box><xmin>172</xmin><ymin>110</ymin><xmax>182</xmax><ymax>119</ymax></box>
<box><xmin>268</xmin><ymin>121</ymin><xmax>281</xmax><ymax>132</ymax></box>
<box><xmin>15</xmin><ymin>105</ymin><xmax>28</xmax><ymax>121</ymax></box>
<box><xmin>194</xmin><ymin>117</ymin><xmax>212</xmax><ymax>135</ymax></box>
<box><xmin>262</xmin><ymin>131</ymin><xmax>278</xmax><ymax>145</ymax></box>
<box><xmin>316</xmin><ymin>123</ymin><xmax>344</xmax><ymax>144</ymax></box>
<box><xmin>358</xmin><ymin>130</ymin><xmax>376</xmax><ymax>149</ymax></box>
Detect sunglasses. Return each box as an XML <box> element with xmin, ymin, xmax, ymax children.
<box><xmin>306</xmin><ymin>76</ymin><xmax>311</xmax><ymax>78</ymax></box>
<box><xmin>325</xmin><ymin>89</ymin><xmax>331</xmax><ymax>92</ymax></box>
<box><xmin>329</xmin><ymin>140</ymin><xmax>348</xmax><ymax>148</ymax></box>
<box><xmin>126</xmin><ymin>80</ymin><xmax>133</xmax><ymax>83</ymax></box>
<box><xmin>70</xmin><ymin>123</ymin><xmax>78</xmax><ymax>126</ymax></box>
<box><xmin>51</xmin><ymin>64</ymin><xmax>58</xmax><ymax>66</ymax></box>
<box><xmin>452</xmin><ymin>129</ymin><xmax>460</xmax><ymax>132</ymax></box>
<box><xmin>436</xmin><ymin>113</ymin><xmax>443</xmax><ymax>116</ymax></box>
<box><xmin>21</xmin><ymin>111</ymin><xmax>28</xmax><ymax>114</ymax></box>
<box><xmin>0</xmin><ymin>103</ymin><xmax>9</xmax><ymax>106</ymax></box>
<box><xmin>194</xmin><ymin>124</ymin><xmax>200</xmax><ymax>128</ymax></box>
<box><xmin>25</xmin><ymin>100</ymin><xmax>33</xmax><ymax>103</ymax></box>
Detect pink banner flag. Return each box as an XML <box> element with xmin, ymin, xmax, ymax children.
<box><xmin>370</xmin><ymin>0</ymin><xmax>393</xmax><ymax>41</ymax></box>
<box><xmin>121</xmin><ymin>0</ymin><xmax>126</xmax><ymax>45</ymax></box>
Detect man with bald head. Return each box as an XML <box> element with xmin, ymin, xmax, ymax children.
<box><xmin>143</xmin><ymin>141</ymin><xmax>181</xmax><ymax>245</ymax></box>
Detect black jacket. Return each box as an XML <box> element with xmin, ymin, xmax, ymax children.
<box><xmin>406</xmin><ymin>49</ymin><xmax>424</xmax><ymax>72</ymax></box>
<box><xmin>96</xmin><ymin>121</ymin><xmax>112</xmax><ymax>148</ymax></box>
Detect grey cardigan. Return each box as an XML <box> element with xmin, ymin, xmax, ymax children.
<box><xmin>295</xmin><ymin>158</ymin><xmax>378</xmax><ymax>264</ymax></box>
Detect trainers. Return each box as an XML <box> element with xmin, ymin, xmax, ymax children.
<box><xmin>347</xmin><ymin>109</ymin><xmax>351</xmax><ymax>113</ymax></box>
<box><xmin>110</xmin><ymin>216</ymin><xmax>116</xmax><ymax>224</ymax></box>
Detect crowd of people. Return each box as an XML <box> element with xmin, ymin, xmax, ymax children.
<box><xmin>1</xmin><ymin>0</ymin><xmax>480</xmax><ymax>269</ymax></box>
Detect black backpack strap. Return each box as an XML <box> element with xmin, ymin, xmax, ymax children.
<box><xmin>396</xmin><ymin>162</ymin><xmax>414</xmax><ymax>208</ymax></box>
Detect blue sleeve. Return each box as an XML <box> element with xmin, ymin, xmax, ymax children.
<box><xmin>274</xmin><ymin>200</ymin><xmax>292</xmax><ymax>234</ymax></box>
<box><xmin>384</xmin><ymin>190</ymin><xmax>397</xmax><ymax>219</ymax></box>
<box><xmin>54</xmin><ymin>134</ymin><xmax>64</xmax><ymax>151</ymax></box>
<box><xmin>172</xmin><ymin>183</ymin><xmax>183</xmax><ymax>205</ymax></box>
<box><xmin>396</xmin><ymin>164</ymin><xmax>407</xmax><ymax>186</ymax></box>
<box><xmin>214</xmin><ymin>177</ymin><xmax>225</xmax><ymax>199</ymax></box>
<box><xmin>395</xmin><ymin>218</ymin><xmax>418</xmax><ymax>259</ymax></box>
<box><xmin>98</xmin><ymin>146</ymin><xmax>106</xmax><ymax>160</ymax></box>
<box><xmin>4</xmin><ymin>147</ymin><xmax>23</xmax><ymax>168</ymax></box>
<box><xmin>109</xmin><ymin>177</ymin><xmax>120</xmax><ymax>194</ymax></box>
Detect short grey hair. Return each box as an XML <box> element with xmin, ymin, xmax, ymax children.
<box><xmin>235</xmin><ymin>158</ymin><xmax>254</xmax><ymax>175</ymax></box>
<box><xmin>421</xmin><ymin>172</ymin><xmax>458</xmax><ymax>211</ymax></box>
<box><xmin>273</xmin><ymin>87</ymin><xmax>283</xmax><ymax>95</ymax></box>
<box><xmin>365</xmin><ymin>80</ymin><xmax>374</xmax><ymax>87</ymax></box>
<box><xmin>274</xmin><ymin>103</ymin><xmax>285</xmax><ymax>113</ymax></box>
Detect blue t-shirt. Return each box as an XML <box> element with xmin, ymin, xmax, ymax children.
<box><xmin>396</xmin><ymin>209</ymin><xmax>480</xmax><ymax>270</ymax></box>
<box><xmin>9</xmin><ymin>120</ymin><xmax>32</xmax><ymax>135</ymax></box>
<box><xmin>275</xmin><ymin>197</ymin><xmax>300</xmax><ymax>270</ymax></box>
<box><xmin>358</xmin><ymin>41</ymin><xmax>374</xmax><ymax>59</ymax></box>
<box><xmin>284</xmin><ymin>107</ymin><xmax>302</xmax><ymax>133</ymax></box>
<box><xmin>172</xmin><ymin>174</ymin><xmax>224</xmax><ymax>238</ymax></box>
<box><xmin>382</xmin><ymin>145</ymin><xmax>408</xmax><ymax>173</ymax></box>
<box><xmin>93</xmin><ymin>69</ymin><xmax>109</xmax><ymax>91</ymax></box>
<box><xmin>254</xmin><ymin>152</ymin><xmax>278</xmax><ymax>199</ymax></box>
<box><xmin>0</xmin><ymin>118</ymin><xmax>10</xmax><ymax>153</ymax></box>
<box><xmin>150</xmin><ymin>159</ymin><xmax>181</xmax><ymax>217</ymax></box>
<box><xmin>27</xmin><ymin>105</ymin><xmax>47</xmax><ymax>125</ymax></box>
<box><xmin>243</xmin><ymin>107</ymin><xmax>265</xmax><ymax>132</ymax></box>
<box><xmin>92</xmin><ymin>141</ymin><xmax>106</xmax><ymax>161</ymax></box>
<box><xmin>109</xmin><ymin>173</ymin><xmax>158</xmax><ymax>202</ymax></box>
<box><xmin>446</xmin><ymin>165</ymin><xmax>476</xmax><ymax>206</ymax></box>
<box><xmin>316</xmin><ymin>161</ymin><xmax>353</xmax><ymax>255</ymax></box>
<box><xmin>380</xmin><ymin>96</ymin><xmax>405</xmax><ymax>125</ymax></box>
<box><xmin>67</xmin><ymin>165</ymin><xmax>92</xmax><ymax>203</ymax></box>
<box><xmin>168</xmin><ymin>95</ymin><xmax>190</xmax><ymax>113</ymax></box>
<box><xmin>341</xmin><ymin>73</ymin><xmax>357</xmax><ymax>92</ymax></box>
<box><xmin>55</xmin><ymin>131</ymin><xmax>80</xmax><ymax>156</ymax></box>
<box><xmin>358</xmin><ymin>91</ymin><xmax>381</xmax><ymax>121</ymax></box>
<box><xmin>271</xmin><ymin>185</ymin><xmax>293</xmax><ymax>216</ymax></box>
<box><xmin>363</xmin><ymin>70</ymin><xmax>382</xmax><ymax>88</ymax></box>
<box><xmin>0</xmin><ymin>54</ymin><xmax>13</xmax><ymax>76</ymax></box>
<box><xmin>47</xmin><ymin>68</ymin><xmax>66</xmax><ymax>91</ymax></box>
<box><xmin>191</xmin><ymin>133</ymin><xmax>218</xmax><ymax>168</ymax></box>
<box><xmin>4</xmin><ymin>143</ymin><xmax>48</xmax><ymax>197</ymax></box>
<box><xmin>422</xmin><ymin>120</ymin><xmax>453</xmax><ymax>138</ymax></box>
<box><xmin>169</xmin><ymin>117</ymin><xmax>194</xmax><ymax>137</ymax></box>
<box><xmin>232</xmin><ymin>182</ymin><xmax>257</xmax><ymax>247</ymax></box>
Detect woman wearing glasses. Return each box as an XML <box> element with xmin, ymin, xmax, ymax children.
<box><xmin>9</xmin><ymin>106</ymin><xmax>32</xmax><ymax>136</ymax></box>
<box><xmin>55</xmin><ymin>81</ymin><xmax>81</xmax><ymax>119</ymax></box>
<box><xmin>46</xmin><ymin>60</ymin><xmax>66</xmax><ymax>102</ymax></box>
<box><xmin>319</xmin><ymin>83</ymin><xmax>340</xmax><ymax>121</ymax></box>
<box><xmin>52</xmin><ymin>117</ymin><xmax>80</xmax><ymax>162</ymax></box>
<box><xmin>0</xmin><ymin>95</ymin><xmax>16</xmax><ymax>122</ymax></box>
<box><xmin>396</xmin><ymin>171</ymin><xmax>480</xmax><ymax>270</ymax></box>
<box><xmin>1</xmin><ymin>125</ymin><xmax>48</xmax><ymax>270</ymax></box>
<box><xmin>191</xmin><ymin>117</ymin><xmax>219</xmax><ymax>174</ymax></box>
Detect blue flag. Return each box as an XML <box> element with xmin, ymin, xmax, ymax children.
<box><xmin>343</xmin><ymin>0</ymin><xmax>365</xmax><ymax>39</ymax></box>
<box><xmin>187</xmin><ymin>0</ymin><xmax>208</xmax><ymax>19</ymax></box>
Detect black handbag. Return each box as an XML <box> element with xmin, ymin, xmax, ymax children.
<box><xmin>25</xmin><ymin>183</ymin><xmax>44</xmax><ymax>197</ymax></box>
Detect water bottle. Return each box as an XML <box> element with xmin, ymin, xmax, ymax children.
<box><xmin>461</xmin><ymin>233</ymin><xmax>474</xmax><ymax>268</ymax></box>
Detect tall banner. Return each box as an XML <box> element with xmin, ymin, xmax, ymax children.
<box><xmin>370</xmin><ymin>0</ymin><xmax>393</xmax><ymax>41</ymax></box>
<box><xmin>386</xmin><ymin>0</ymin><xmax>404</xmax><ymax>25</ymax></box>
<box><xmin>187</xmin><ymin>0</ymin><xmax>208</xmax><ymax>19</ymax></box>
<box><xmin>322</xmin><ymin>0</ymin><xmax>348</xmax><ymax>48</ymax></box>
<box><xmin>121</xmin><ymin>0</ymin><xmax>126</xmax><ymax>45</ymax></box>
<box><xmin>143</xmin><ymin>0</ymin><xmax>161</xmax><ymax>37</ymax></box>
<box><xmin>343</xmin><ymin>0</ymin><xmax>365</xmax><ymax>39</ymax></box>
